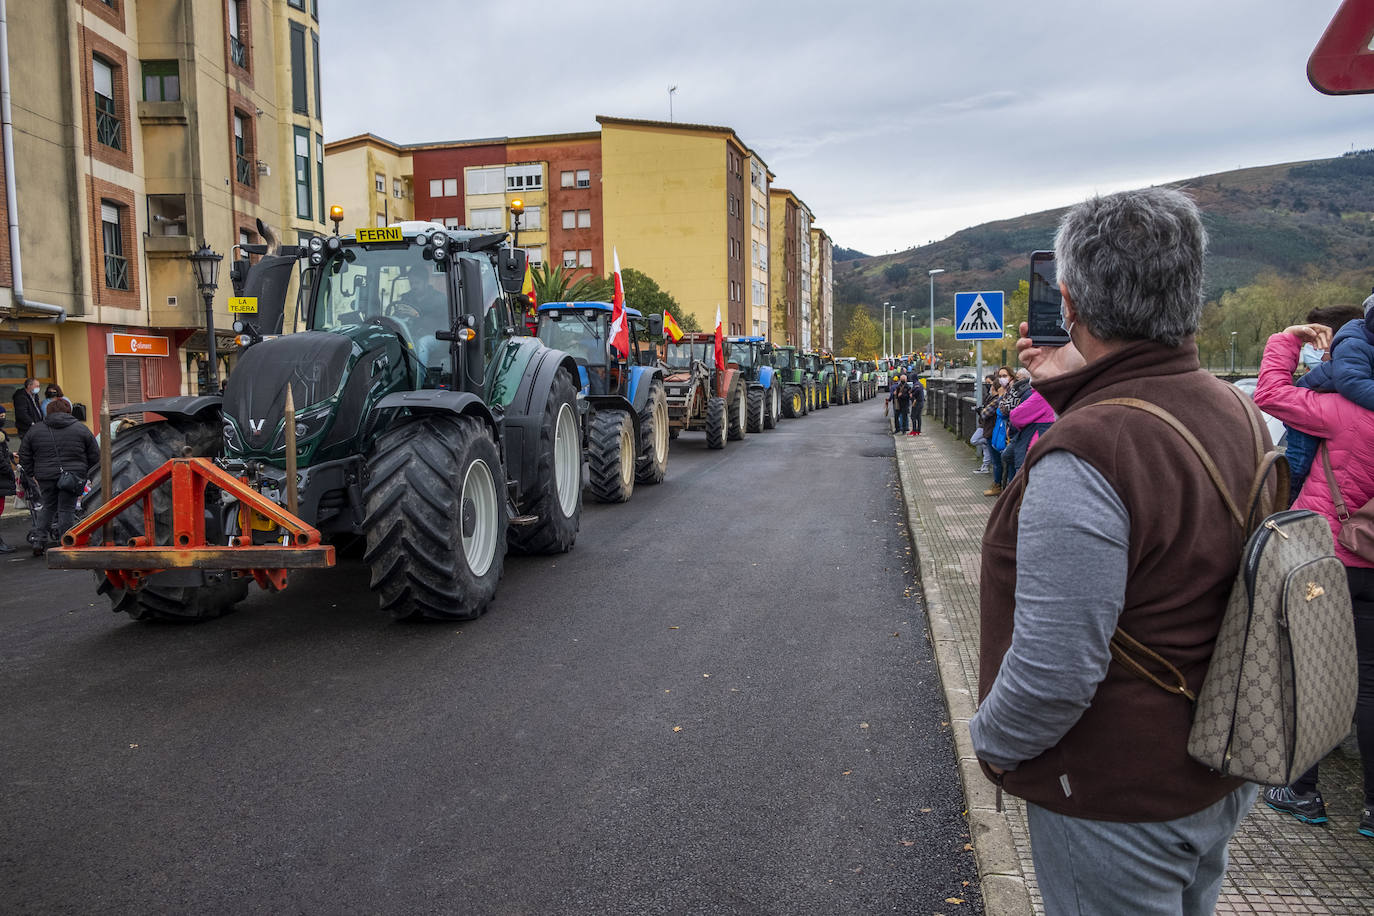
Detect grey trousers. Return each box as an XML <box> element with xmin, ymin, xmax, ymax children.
<box><xmin>1027</xmin><ymin>783</ymin><xmax>1257</xmax><ymax>916</ymax></box>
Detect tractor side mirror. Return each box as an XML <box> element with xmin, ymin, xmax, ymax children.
<box><xmin>497</xmin><ymin>247</ymin><xmax>527</xmax><ymax>294</ymax></box>
<box><xmin>648</xmin><ymin>314</ymin><xmax>664</xmax><ymax>338</ymax></box>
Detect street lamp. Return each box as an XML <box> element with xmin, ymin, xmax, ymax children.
<box><xmin>901</xmin><ymin>310</ymin><xmax>909</xmax><ymax>358</ymax></box>
<box><xmin>882</xmin><ymin>300</ymin><xmax>889</xmax><ymax>359</ymax></box>
<box><xmin>1230</xmin><ymin>331</ymin><xmax>1238</xmax><ymax>374</ymax></box>
<box><xmin>188</xmin><ymin>241</ymin><xmax>224</xmax><ymax>395</ymax></box>
<box><xmin>509</xmin><ymin>198</ymin><xmax>525</xmax><ymax>248</ymax></box>
<box><xmin>928</xmin><ymin>268</ymin><xmax>945</xmax><ymax>371</ymax></box>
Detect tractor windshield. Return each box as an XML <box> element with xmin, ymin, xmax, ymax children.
<box><xmin>663</xmin><ymin>339</ymin><xmax>714</xmax><ymax>369</ymax></box>
<box><xmin>730</xmin><ymin>345</ymin><xmax>756</xmax><ymax>370</ymax></box>
<box><xmin>772</xmin><ymin>350</ymin><xmax>794</xmax><ymax>370</ymax></box>
<box><xmin>538</xmin><ymin>312</ymin><xmax>608</xmax><ymax>367</ymax></box>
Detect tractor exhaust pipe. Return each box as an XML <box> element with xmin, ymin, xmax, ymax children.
<box><xmin>99</xmin><ymin>392</ymin><xmax>111</xmax><ymax>544</ymax></box>
<box><xmin>284</xmin><ymin>385</ymin><xmax>298</xmax><ymax>519</ymax></box>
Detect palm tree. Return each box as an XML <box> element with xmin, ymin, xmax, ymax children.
<box><xmin>530</xmin><ymin>263</ymin><xmax>612</xmax><ymax>303</ymax></box>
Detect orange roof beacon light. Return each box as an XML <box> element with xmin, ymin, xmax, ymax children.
<box><xmin>509</xmin><ymin>198</ymin><xmax>525</xmax><ymax>247</ymax></box>
<box><xmin>329</xmin><ymin>205</ymin><xmax>344</xmax><ymax>234</ymax></box>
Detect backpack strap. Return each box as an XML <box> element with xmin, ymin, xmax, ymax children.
<box><xmin>1108</xmin><ymin>628</ymin><xmax>1197</xmax><ymax>703</ymax></box>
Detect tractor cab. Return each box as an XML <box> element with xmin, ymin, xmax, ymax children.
<box><xmin>535</xmin><ymin>301</ymin><xmax>646</xmax><ymax>396</ymax></box>
<box><xmin>663</xmin><ymin>335</ymin><xmax>726</xmax><ymax>372</ymax></box>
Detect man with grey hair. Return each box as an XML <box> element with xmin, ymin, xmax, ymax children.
<box><xmin>970</xmin><ymin>188</ymin><xmax>1266</xmax><ymax>914</ymax></box>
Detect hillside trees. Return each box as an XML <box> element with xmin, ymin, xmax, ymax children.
<box><xmin>841</xmin><ymin>306</ymin><xmax>882</xmax><ymax>357</ymax></box>
<box><xmin>1197</xmin><ymin>272</ymin><xmax>1365</xmax><ymax>370</ymax></box>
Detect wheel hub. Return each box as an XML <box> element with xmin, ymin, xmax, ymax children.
<box><xmin>461</xmin><ymin>497</ymin><xmax>476</xmax><ymax>538</ymax></box>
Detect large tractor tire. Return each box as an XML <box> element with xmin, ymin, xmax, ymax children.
<box><xmin>704</xmin><ymin>396</ymin><xmax>727</xmax><ymax>449</ymax></box>
<box><xmin>364</xmin><ymin>415</ymin><xmax>505</xmax><ymax>621</ymax></box>
<box><xmin>746</xmin><ymin>388</ymin><xmax>765</xmax><ymax>433</ymax></box>
<box><xmin>820</xmin><ymin>382</ymin><xmax>831</xmax><ymax>408</ymax></box>
<box><xmin>84</xmin><ymin>418</ymin><xmax>248</xmax><ymax>623</ymax></box>
<box><xmin>728</xmin><ymin>384</ymin><xmax>747</xmax><ymax>441</ymax></box>
<box><xmin>764</xmin><ymin>385</ymin><xmax>779</xmax><ymax>429</ymax></box>
<box><xmin>849</xmin><ymin>381</ymin><xmax>861</xmax><ymax>403</ymax></box>
<box><xmin>635</xmin><ymin>379</ymin><xmax>669</xmax><ymax>485</ymax></box>
<box><xmin>782</xmin><ymin>386</ymin><xmax>802</xmax><ymax>419</ymax></box>
<box><xmin>508</xmin><ymin>368</ymin><xmax>582</xmax><ymax>555</ymax></box>
<box><xmin>587</xmin><ymin>410</ymin><xmax>635</xmax><ymax>504</ymax></box>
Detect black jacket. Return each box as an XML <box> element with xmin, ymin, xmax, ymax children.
<box><xmin>19</xmin><ymin>414</ymin><xmax>99</xmax><ymax>484</ymax></box>
<box><xmin>12</xmin><ymin>388</ymin><xmax>42</xmax><ymax>437</ymax></box>
<box><xmin>0</xmin><ymin>438</ymin><xmax>15</xmax><ymax>497</ymax></box>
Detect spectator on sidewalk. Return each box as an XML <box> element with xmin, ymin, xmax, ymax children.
<box><xmin>13</xmin><ymin>378</ymin><xmax>42</xmax><ymax>438</ymax></box>
<box><xmin>971</xmin><ymin>187</ymin><xmax>1263</xmax><ymax>914</ymax></box>
<box><xmin>19</xmin><ymin>398</ymin><xmax>98</xmax><ymax>556</ymax></box>
<box><xmin>0</xmin><ymin>404</ymin><xmax>15</xmax><ymax>553</ymax></box>
<box><xmin>1006</xmin><ymin>384</ymin><xmax>1057</xmax><ymax>480</ymax></box>
<box><xmin>997</xmin><ymin>369</ymin><xmax>1033</xmax><ymax>484</ymax></box>
<box><xmin>983</xmin><ymin>369</ymin><xmax>1026</xmax><ymax>496</ymax></box>
<box><xmin>888</xmin><ymin>374</ymin><xmax>912</xmax><ymax>434</ymax></box>
<box><xmin>908</xmin><ymin>375</ymin><xmax>926</xmax><ymax>435</ymax></box>
<box><xmin>1253</xmin><ymin>320</ymin><xmax>1374</xmax><ymax>839</ymax></box>
<box><xmin>1279</xmin><ymin>301</ymin><xmax>1370</xmax><ymax>503</ymax></box>
<box><xmin>40</xmin><ymin>383</ymin><xmax>64</xmax><ymax>417</ymax></box>
<box><xmin>970</xmin><ymin>374</ymin><xmax>999</xmax><ymax>473</ymax></box>
<box><xmin>980</xmin><ymin>369</ymin><xmax>1013</xmax><ymax>492</ymax></box>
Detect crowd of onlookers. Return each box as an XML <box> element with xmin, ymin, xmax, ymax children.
<box><xmin>4</xmin><ymin>378</ymin><xmax>97</xmax><ymax>556</ymax></box>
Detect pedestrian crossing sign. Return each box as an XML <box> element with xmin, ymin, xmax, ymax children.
<box><xmin>954</xmin><ymin>291</ymin><xmax>1004</xmax><ymax>340</ymax></box>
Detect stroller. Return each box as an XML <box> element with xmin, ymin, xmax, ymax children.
<box><xmin>14</xmin><ymin>460</ymin><xmax>46</xmax><ymax>553</ymax></box>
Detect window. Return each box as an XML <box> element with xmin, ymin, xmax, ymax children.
<box><xmin>577</xmin><ymin>209</ymin><xmax>591</xmax><ymax>229</ymax></box>
<box><xmin>575</xmin><ymin>169</ymin><xmax>590</xmax><ymax>188</ymax></box>
<box><xmin>312</xmin><ymin>32</ymin><xmax>321</xmax><ymax>119</ymax></box>
<box><xmin>443</xmin><ymin>178</ymin><xmax>457</xmax><ymax>197</ymax></box>
<box><xmin>106</xmin><ymin>357</ymin><xmax>144</xmax><ymax>409</ymax></box>
<box><xmin>289</xmin><ymin>23</ymin><xmax>307</xmax><ymax>114</ymax></box>
<box><xmin>375</xmin><ymin>172</ymin><xmax>385</xmax><ymax>192</ymax></box>
<box><xmin>506</xmin><ymin>163</ymin><xmax>542</xmax><ymax>191</ymax></box>
<box><xmin>375</xmin><ymin>212</ymin><xmax>386</xmax><ymax>227</ymax></box>
<box><xmin>287</xmin><ymin>0</ymin><xmax>304</xmax><ymax>8</ymax></box>
<box><xmin>239</xmin><ymin>228</ymin><xmax>253</xmax><ymax>249</ymax></box>
<box><xmin>728</xmin><ymin>195</ymin><xmax>738</xmax><ymax>217</ymax></box>
<box><xmin>294</xmin><ymin>127</ymin><xmax>311</xmax><ymax>219</ymax></box>
<box><xmin>512</xmin><ymin>206</ymin><xmax>540</xmax><ymax>230</ymax></box>
<box><xmin>393</xmin><ymin>178</ymin><xmax>402</xmax><ymax>198</ymax></box>
<box><xmin>562</xmin><ymin>209</ymin><xmax>575</xmax><ymax>229</ymax></box>
<box><xmin>443</xmin><ymin>217</ymin><xmax>460</xmax><ymax>229</ymax></box>
<box><xmin>233</xmin><ymin>111</ymin><xmax>253</xmax><ymax>187</ymax></box>
<box><xmin>141</xmin><ymin>60</ymin><xmax>179</xmax><ymax>102</ymax></box>
<box><xmin>429</xmin><ymin>179</ymin><xmax>442</xmax><ymax>198</ymax></box>
<box><xmin>469</xmin><ymin>208</ymin><xmax>502</xmax><ymax>230</ymax></box>
<box><xmin>560</xmin><ymin>170</ymin><xmax>574</xmax><ymax>188</ymax></box>
<box><xmin>92</xmin><ymin>56</ymin><xmax>121</xmax><ymax>150</ymax></box>
<box><xmin>468</xmin><ymin>167</ymin><xmax>503</xmax><ymax>195</ymax></box>
<box><xmin>147</xmin><ymin>194</ymin><xmax>187</xmax><ymax>237</ymax></box>
<box><xmin>311</xmin><ymin>0</ymin><xmax>318</xmax><ymax>20</ymax></box>
<box><xmin>101</xmin><ymin>202</ymin><xmax>128</xmax><ymax>291</ymax></box>
<box><xmin>524</xmin><ymin>246</ymin><xmax>543</xmax><ymax>266</ymax></box>
<box><xmin>562</xmin><ymin>250</ymin><xmax>576</xmax><ymax>268</ymax></box>
<box><xmin>315</xmin><ymin>133</ymin><xmax>325</xmax><ymax>225</ymax></box>
<box><xmin>228</xmin><ymin>1</ymin><xmax>247</xmax><ymax>69</ymax></box>
<box><xmin>578</xmin><ymin>250</ymin><xmax>592</xmax><ymax>268</ymax></box>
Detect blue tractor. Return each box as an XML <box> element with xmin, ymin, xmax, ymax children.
<box><xmin>536</xmin><ymin>302</ymin><xmax>669</xmax><ymax>503</ymax></box>
<box><xmin>726</xmin><ymin>336</ymin><xmax>781</xmax><ymax>431</ymax></box>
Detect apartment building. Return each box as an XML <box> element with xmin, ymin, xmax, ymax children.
<box><xmin>768</xmin><ymin>189</ymin><xmax>813</xmax><ymax>347</ymax></box>
<box><xmin>810</xmin><ymin>227</ymin><xmax>833</xmax><ymax>351</ymax></box>
<box><xmin>746</xmin><ymin>154</ymin><xmax>772</xmax><ymax>337</ymax></box>
<box><xmin>323</xmin><ymin>133</ymin><xmax>413</xmax><ymax>231</ymax></box>
<box><xmin>1</xmin><ymin>0</ymin><xmax>325</xmax><ymax>436</ymax></box>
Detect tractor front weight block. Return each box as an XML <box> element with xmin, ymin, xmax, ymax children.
<box><xmin>47</xmin><ymin>457</ymin><xmax>334</xmax><ymax>593</ymax></box>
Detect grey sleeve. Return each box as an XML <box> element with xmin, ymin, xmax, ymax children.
<box><xmin>969</xmin><ymin>450</ymin><xmax>1130</xmax><ymax>770</ymax></box>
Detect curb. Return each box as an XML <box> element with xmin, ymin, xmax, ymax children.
<box><xmin>894</xmin><ymin>435</ymin><xmax>1035</xmax><ymax>916</ymax></box>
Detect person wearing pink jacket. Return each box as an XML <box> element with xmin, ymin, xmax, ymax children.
<box><xmin>1253</xmin><ymin>324</ymin><xmax>1374</xmax><ymax>839</ymax></box>
<box><xmin>1006</xmin><ymin>387</ymin><xmax>1057</xmax><ymax>480</ymax></box>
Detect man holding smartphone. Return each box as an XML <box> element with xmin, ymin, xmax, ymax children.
<box><xmin>970</xmin><ymin>188</ymin><xmax>1264</xmax><ymax>915</ymax></box>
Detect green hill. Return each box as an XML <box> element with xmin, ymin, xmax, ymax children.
<box><xmin>834</xmin><ymin>151</ymin><xmax>1374</xmax><ymax>367</ymax></box>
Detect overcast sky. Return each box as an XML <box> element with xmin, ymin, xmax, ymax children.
<box><xmin>322</xmin><ymin>1</ymin><xmax>1371</xmax><ymax>256</ymax></box>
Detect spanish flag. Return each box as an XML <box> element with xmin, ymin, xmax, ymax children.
<box><xmin>662</xmin><ymin>310</ymin><xmax>684</xmax><ymax>343</ymax></box>
<box><xmin>520</xmin><ymin>261</ymin><xmax>537</xmax><ymax>331</ymax></box>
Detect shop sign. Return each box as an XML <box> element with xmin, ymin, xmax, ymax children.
<box><xmin>107</xmin><ymin>332</ymin><xmax>170</xmax><ymax>358</ymax></box>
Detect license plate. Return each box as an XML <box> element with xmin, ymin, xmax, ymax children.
<box><xmin>356</xmin><ymin>226</ymin><xmax>402</xmax><ymax>243</ymax></box>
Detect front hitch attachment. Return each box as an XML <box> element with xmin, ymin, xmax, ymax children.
<box><xmin>46</xmin><ymin>457</ymin><xmax>335</xmax><ymax>593</ymax></box>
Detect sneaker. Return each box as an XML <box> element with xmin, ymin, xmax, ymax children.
<box><xmin>983</xmin><ymin>483</ymin><xmax>1003</xmax><ymax>497</ymax></box>
<box><xmin>974</xmin><ymin>466</ymin><xmax>991</xmax><ymax>474</ymax></box>
<box><xmin>1263</xmin><ymin>786</ymin><xmax>1328</xmax><ymax>824</ymax></box>
<box><xmin>1360</xmin><ymin>807</ymin><xmax>1373</xmax><ymax>838</ymax></box>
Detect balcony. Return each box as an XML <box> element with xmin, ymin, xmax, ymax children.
<box><xmin>96</xmin><ymin>108</ymin><xmax>122</xmax><ymax>150</ymax></box>
<box><xmin>236</xmin><ymin>154</ymin><xmax>254</xmax><ymax>187</ymax></box>
<box><xmin>104</xmin><ymin>253</ymin><xmax>129</xmax><ymax>291</ymax></box>
<box><xmin>230</xmin><ymin>36</ymin><xmax>247</xmax><ymax>69</ymax></box>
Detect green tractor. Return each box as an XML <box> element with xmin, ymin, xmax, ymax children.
<box><xmin>836</xmin><ymin>357</ymin><xmax>861</xmax><ymax>404</ymax></box>
<box><xmin>803</xmin><ymin>352</ymin><xmax>834</xmax><ymax>410</ymax></box>
<box><xmin>84</xmin><ymin>221</ymin><xmax>584</xmax><ymax>623</ymax></box>
<box><xmin>771</xmin><ymin>345</ymin><xmax>813</xmax><ymax>419</ymax></box>
<box><xmin>859</xmin><ymin>360</ymin><xmax>878</xmax><ymax>399</ymax></box>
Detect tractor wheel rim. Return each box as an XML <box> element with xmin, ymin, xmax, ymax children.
<box><xmin>554</xmin><ymin>402</ymin><xmax>579</xmax><ymax>517</ymax></box>
<box><xmin>461</xmin><ymin>457</ymin><xmax>498</xmax><ymax>578</ymax></box>
<box><xmin>738</xmin><ymin>389</ymin><xmax>746</xmax><ymax>428</ymax></box>
<box><xmin>619</xmin><ymin>422</ymin><xmax>635</xmax><ymax>487</ymax></box>
<box><xmin>653</xmin><ymin>397</ymin><xmax>668</xmax><ymax>462</ymax></box>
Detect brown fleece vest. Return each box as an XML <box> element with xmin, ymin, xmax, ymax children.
<box><xmin>979</xmin><ymin>338</ymin><xmax>1264</xmax><ymax>822</ymax></box>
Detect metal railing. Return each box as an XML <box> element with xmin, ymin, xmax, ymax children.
<box><xmin>236</xmin><ymin>155</ymin><xmax>254</xmax><ymax>187</ymax></box>
<box><xmin>230</xmin><ymin>36</ymin><xmax>247</xmax><ymax>68</ymax></box>
<box><xmin>96</xmin><ymin>108</ymin><xmax>122</xmax><ymax>150</ymax></box>
<box><xmin>104</xmin><ymin>253</ymin><xmax>129</xmax><ymax>291</ymax></box>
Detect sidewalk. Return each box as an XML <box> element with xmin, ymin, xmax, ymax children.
<box><xmin>892</xmin><ymin>412</ymin><xmax>1372</xmax><ymax>916</ymax></box>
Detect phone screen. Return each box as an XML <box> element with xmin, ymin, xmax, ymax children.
<box><xmin>1027</xmin><ymin>250</ymin><xmax>1070</xmax><ymax>347</ymax></box>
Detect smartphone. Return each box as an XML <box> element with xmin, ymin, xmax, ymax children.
<box><xmin>1028</xmin><ymin>250</ymin><xmax>1071</xmax><ymax>347</ymax></box>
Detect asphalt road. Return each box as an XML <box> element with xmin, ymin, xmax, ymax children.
<box><xmin>0</xmin><ymin>399</ymin><xmax>980</xmax><ymax>915</ymax></box>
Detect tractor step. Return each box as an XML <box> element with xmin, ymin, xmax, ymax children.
<box><xmin>509</xmin><ymin>514</ymin><xmax>539</xmax><ymax>526</ymax></box>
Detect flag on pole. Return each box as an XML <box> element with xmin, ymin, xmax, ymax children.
<box><xmin>520</xmin><ymin>261</ymin><xmax>538</xmax><ymax>331</ymax></box>
<box><xmin>713</xmin><ymin>305</ymin><xmax>725</xmax><ymax>372</ymax></box>
<box><xmin>609</xmin><ymin>248</ymin><xmax>629</xmax><ymax>359</ymax></box>
<box><xmin>662</xmin><ymin>310</ymin><xmax>683</xmax><ymax>342</ymax></box>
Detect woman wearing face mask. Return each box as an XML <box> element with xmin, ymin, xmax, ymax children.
<box><xmin>979</xmin><ymin>367</ymin><xmax>1014</xmax><ymax>494</ymax></box>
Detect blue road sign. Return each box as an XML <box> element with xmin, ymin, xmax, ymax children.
<box><xmin>954</xmin><ymin>291</ymin><xmax>1004</xmax><ymax>340</ymax></box>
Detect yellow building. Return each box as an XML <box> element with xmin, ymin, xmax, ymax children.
<box><xmin>1</xmin><ymin>0</ymin><xmax>325</xmax><ymax>437</ymax></box>
<box><xmin>598</xmin><ymin>116</ymin><xmax>760</xmax><ymax>335</ymax></box>
<box><xmin>323</xmin><ymin>134</ymin><xmax>414</xmax><ymax>232</ymax></box>
<box><xmin>810</xmin><ymin>227</ymin><xmax>833</xmax><ymax>350</ymax></box>
<box><xmin>768</xmin><ymin>189</ymin><xmax>813</xmax><ymax>347</ymax></box>
<box><xmin>746</xmin><ymin>155</ymin><xmax>773</xmax><ymax>338</ymax></box>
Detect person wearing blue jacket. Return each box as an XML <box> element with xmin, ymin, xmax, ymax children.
<box><xmin>1284</xmin><ymin>299</ymin><xmax>1374</xmax><ymax>501</ymax></box>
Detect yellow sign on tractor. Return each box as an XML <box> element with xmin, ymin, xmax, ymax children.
<box><xmin>228</xmin><ymin>296</ymin><xmax>258</xmax><ymax>314</ymax></box>
<box><xmin>355</xmin><ymin>226</ymin><xmax>402</xmax><ymax>243</ymax></box>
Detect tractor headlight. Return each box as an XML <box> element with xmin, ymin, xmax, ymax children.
<box><xmin>308</xmin><ymin>236</ymin><xmax>324</xmax><ymax>253</ymax></box>
<box><xmin>310</xmin><ymin>252</ymin><xmax>323</xmax><ymax>266</ymax></box>
<box><xmin>325</xmin><ymin>236</ymin><xmax>341</xmax><ymax>253</ymax></box>
<box><xmin>415</xmin><ymin>233</ymin><xmax>429</xmax><ymax>247</ymax></box>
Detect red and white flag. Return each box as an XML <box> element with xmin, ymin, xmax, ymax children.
<box><xmin>713</xmin><ymin>305</ymin><xmax>725</xmax><ymax>371</ymax></box>
<box><xmin>609</xmin><ymin>248</ymin><xmax>629</xmax><ymax>359</ymax></box>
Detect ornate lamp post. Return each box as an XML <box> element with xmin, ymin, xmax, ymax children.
<box><xmin>188</xmin><ymin>241</ymin><xmax>224</xmax><ymax>395</ymax></box>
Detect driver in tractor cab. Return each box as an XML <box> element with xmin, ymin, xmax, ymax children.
<box><xmin>392</xmin><ymin>263</ymin><xmax>448</xmax><ymax>368</ymax></box>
